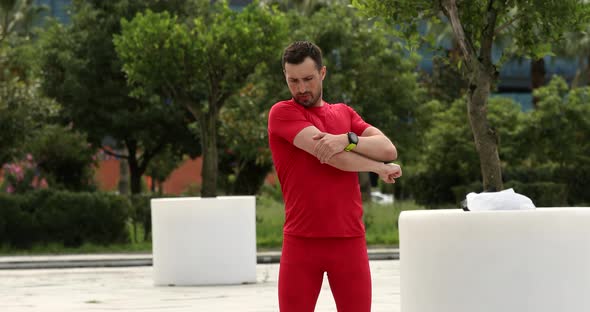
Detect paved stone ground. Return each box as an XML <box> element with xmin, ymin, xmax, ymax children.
<box><xmin>0</xmin><ymin>260</ymin><xmax>400</xmax><ymax>312</ymax></box>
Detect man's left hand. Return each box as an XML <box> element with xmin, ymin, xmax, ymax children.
<box><xmin>312</xmin><ymin>132</ymin><xmax>348</xmax><ymax>163</ymax></box>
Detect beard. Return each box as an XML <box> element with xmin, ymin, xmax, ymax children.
<box><xmin>294</xmin><ymin>91</ymin><xmax>321</xmax><ymax>108</ymax></box>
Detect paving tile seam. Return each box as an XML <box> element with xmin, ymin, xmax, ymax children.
<box><xmin>0</xmin><ymin>249</ymin><xmax>398</xmax><ymax>270</ymax></box>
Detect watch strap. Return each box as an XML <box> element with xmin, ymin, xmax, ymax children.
<box><xmin>344</xmin><ymin>143</ymin><xmax>356</xmax><ymax>152</ymax></box>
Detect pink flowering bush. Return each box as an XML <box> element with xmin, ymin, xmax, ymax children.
<box><xmin>1</xmin><ymin>154</ymin><xmax>48</xmax><ymax>194</ymax></box>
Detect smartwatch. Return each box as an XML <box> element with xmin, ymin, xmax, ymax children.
<box><xmin>344</xmin><ymin>132</ymin><xmax>358</xmax><ymax>152</ymax></box>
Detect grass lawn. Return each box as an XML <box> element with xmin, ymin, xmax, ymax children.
<box><xmin>0</xmin><ymin>195</ymin><xmax>424</xmax><ymax>255</ymax></box>
<box><xmin>256</xmin><ymin>195</ymin><xmax>425</xmax><ymax>249</ymax></box>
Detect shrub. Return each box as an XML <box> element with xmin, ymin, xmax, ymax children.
<box><xmin>129</xmin><ymin>194</ymin><xmax>154</xmax><ymax>242</ymax></box>
<box><xmin>0</xmin><ymin>190</ymin><xmax>131</xmax><ymax>248</ymax></box>
<box><xmin>558</xmin><ymin>166</ymin><xmax>590</xmax><ymax>205</ymax></box>
<box><xmin>505</xmin><ymin>181</ymin><xmax>568</xmax><ymax>207</ymax></box>
<box><xmin>452</xmin><ymin>180</ymin><xmax>568</xmax><ymax>208</ymax></box>
<box><xmin>0</xmin><ymin>193</ymin><xmax>37</xmax><ymax>248</ymax></box>
<box><xmin>451</xmin><ymin>181</ymin><xmax>483</xmax><ymax>206</ymax></box>
<box><xmin>1</xmin><ymin>154</ymin><xmax>48</xmax><ymax>194</ymax></box>
<box><xmin>26</xmin><ymin>125</ymin><xmax>97</xmax><ymax>192</ymax></box>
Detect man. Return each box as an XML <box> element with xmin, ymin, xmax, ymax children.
<box><xmin>268</xmin><ymin>41</ymin><xmax>402</xmax><ymax>312</ymax></box>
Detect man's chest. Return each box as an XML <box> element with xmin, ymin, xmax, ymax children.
<box><xmin>304</xmin><ymin>109</ymin><xmax>351</xmax><ymax>134</ymax></box>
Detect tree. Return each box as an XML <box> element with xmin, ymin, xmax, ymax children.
<box><xmin>0</xmin><ymin>76</ymin><xmax>59</xmax><ymax>164</ymax></box>
<box><xmin>261</xmin><ymin>0</ymin><xmax>349</xmax><ymax>16</ymax></box>
<box><xmin>114</xmin><ymin>1</ymin><xmax>288</xmax><ymax>197</ymax></box>
<box><xmin>526</xmin><ymin>76</ymin><xmax>590</xmax><ymax>168</ymax></box>
<box><xmin>145</xmin><ymin>146</ymin><xmax>185</xmax><ymax>194</ymax></box>
<box><xmin>38</xmin><ymin>0</ymin><xmax>200</xmax><ymax>194</ymax></box>
<box><xmin>216</xmin><ymin>4</ymin><xmax>426</xmax><ymax>197</ymax></box>
<box><xmin>557</xmin><ymin>25</ymin><xmax>590</xmax><ymax>87</ymax></box>
<box><xmin>295</xmin><ymin>4</ymin><xmax>426</xmax><ymax>198</ymax></box>
<box><xmin>0</xmin><ymin>0</ymin><xmax>45</xmax><ymax>42</ymax></box>
<box><xmin>26</xmin><ymin>125</ymin><xmax>97</xmax><ymax>191</ymax></box>
<box><xmin>1</xmin><ymin>1</ymin><xmax>58</xmax><ymax>165</ymax></box>
<box><xmin>219</xmin><ymin>80</ymin><xmax>276</xmax><ymax>195</ymax></box>
<box><xmin>354</xmin><ymin>0</ymin><xmax>590</xmax><ymax>191</ymax></box>
<box><xmin>411</xmin><ymin>96</ymin><xmax>527</xmax><ymax>206</ymax></box>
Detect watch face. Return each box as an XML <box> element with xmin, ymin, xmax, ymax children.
<box><xmin>348</xmin><ymin>132</ymin><xmax>359</xmax><ymax>144</ymax></box>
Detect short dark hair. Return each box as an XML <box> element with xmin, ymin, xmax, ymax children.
<box><xmin>282</xmin><ymin>41</ymin><xmax>323</xmax><ymax>70</ymax></box>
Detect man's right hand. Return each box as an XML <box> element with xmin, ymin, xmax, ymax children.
<box><xmin>378</xmin><ymin>163</ymin><xmax>402</xmax><ymax>184</ymax></box>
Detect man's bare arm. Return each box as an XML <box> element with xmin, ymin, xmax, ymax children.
<box><xmin>312</xmin><ymin>126</ymin><xmax>396</xmax><ymax>163</ymax></box>
<box><xmin>295</xmin><ymin>126</ymin><xmax>401</xmax><ymax>183</ymax></box>
<box><xmin>355</xmin><ymin>127</ymin><xmax>397</xmax><ymax>161</ymax></box>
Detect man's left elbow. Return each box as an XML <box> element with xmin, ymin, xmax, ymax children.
<box><xmin>384</xmin><ymin>145</ymin><xmax>397</xmax><ymax>161</ymax></box>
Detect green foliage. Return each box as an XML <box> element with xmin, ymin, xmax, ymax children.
<box><xmin>526</xmin><ymin>77</ymin><xmax>590</xmax><ymax>166</ymax></box>
<box><xmin>354</xmin><ymin>0</ymin><xmax>590</xmax><ymax>59</ymax></box>
<box><xmin>505</xmin><ymin>181</ymin><xmax>568</xmax><ymax>207</ymax></box>
<box><xmin>37</xmin><ymin>0</ymin><xmax>199</xmax><ymax>194</ymax></box>
<box><xmin>451</xmin><ymin>180</ymin><xmax>568</xmax><ymax>208</ymax></box>
<box><xmin>115</xmin><ymin>1</ymin><xmax>288</xmax><ymax>108</ymax></box>
<box><xmin>0</xmin><ymin>193</ymin><xmax>36</xmax><ymax>248</ymax></box>
<box><xmin>355</xmin><ymin>0</ymin><xmax>590</xmax><ymax>192</ymax></box>
<box><xmin>559</xmin><ymin>166</ymin><xmax>590</xmax><ymax>205</ymax></box>
<box><xmin>413</xmin><ymin>77</ymin><xmax>590</xmax><ymax>207</ymax></box>
<box><xmin>0</xmin><ymin>0</ymin><xmax>45</xmax><ymax>40</ymax></box>
<box><xmin>261</xmin><ymin>0</ymin><xmax>350</xmax><ymax>16</ymax></box>
<box><xmin>0</xmin><ymin>190</ymin><xmax>131</xmax><ymax>248</ymax></box>
<box><xmin>25</xmin><ymin>125</ymin><xmax>97</xmax><ymax>192</ymax></box>
<box><xmin>0</xmin><ymin>77</ymin><xmax>59</xmax><ymax>163</ymax></box>
<box><xmin>519</xmin><ymin>77</ymin><xmax>590</xmax><ymax>205</ymax></box>
<box><xmin>409</xmin><ymin>97</ymin><xmax>526</xmax><ymax>207</ymax></box>
<box><xmin>351</xmin><ymin>0</ymin><xmax>437</xmax><ymax>48</ymax></box>
<box><xmin>258</xmin><ymin>182</ymin><xmax>284</xmax><ymax>202</ymax></box>
<box><xmin>256</xmin><ymin>193</ymin><xmax>425</xmax><ymax>248</ymax></box>
<box><xmin>218</xmin><ymin>2</ymin><xmax>425</xmax><ymax>200</ymax></box>
<box><xmin>267</xmin><ymin>4</ymin><xmax>427</xmax><ymax>200</ymax></box>
<box><xmin>128</xmin><ymin>194</ymin><xmax>155</xmax><ymax>242</ymax></box>
<box><xmin>1</xmin><ymin>36</ymin><xmax>60</xmax><ymax>164</ymax></box>
<box><xmin>425</xmin><ymin>55</ymin><xmax>468</xmax><ymax>104</ymax></box>
<box><xmin>291</xmin><ymin>4</ymin><xmax>426</xmax><ymax>156</ymax></box>
<box><xmin>255</xmin><ymin>194</ymin><xmax>285</xmax><ymax>248</ymax></box>
<box><xmin>36</xmin><ymin>191</ymin><xmax>130</xmax><ymax>247</ymax></box>
<box><xmin>219</xmin><ymin>82</ymin><xmax>276</xmax><ymax>195</ymax></box>
<box><xmin>145</xmin><ymin>147</ymin><xmax>185</xmax><ymax>191</ymax></box>
<box><xmin>115</xmin><ymin>1</ymin><xmax>288</xmax><ymax>196</ymax></box>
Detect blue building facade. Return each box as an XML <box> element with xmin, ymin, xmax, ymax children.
<box><xmin>35</xmin><ymin>0</ymin><xmax>70</xmax><ymax>24</ymax></box>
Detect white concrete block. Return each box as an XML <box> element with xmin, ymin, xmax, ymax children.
<box><xmin>151</xmin><ymin>196</ymin><xmax>257</xmax><ymax>286</ymax></box>
<box><xmin>400</xmin><ymin>208</ymin><xmax>590</xmax><ymax>312</ymax></box>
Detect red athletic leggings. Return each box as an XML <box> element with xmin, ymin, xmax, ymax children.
<box><xmin>278</xmin><ymin>234</ymin><xmax>372</xmax><ymax>312</ymax></box>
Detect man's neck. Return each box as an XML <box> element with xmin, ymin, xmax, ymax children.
<box><xmin>313</xmin><ymin>99</ymin><xmax>325</xmax><ymax>107</ymax></box>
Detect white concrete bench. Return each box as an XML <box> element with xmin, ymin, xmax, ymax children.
<box><xmin>399</xmin><ymin>208</ymin><xmax>590</xmax><ymax>312</ymax></box>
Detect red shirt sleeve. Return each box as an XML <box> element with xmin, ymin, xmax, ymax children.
<box><xmin>268</xmin><ymin>102</ymin><xmax>314</xmax><ymax>144</ymax></box>
<box><xmin>347</xmin><ymin>105</ymin><xmax>372</xmax><ymax>135</ymax></box>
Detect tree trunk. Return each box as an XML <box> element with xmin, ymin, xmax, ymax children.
<box><xmin>199</xmin><ymin>109</ymin><xmax>219</xmax><ymax>197</ymax></box>
<box><xmin>358</xmin><ymin>172</ymin><xmax>372</xmax><ymax>202</ymax></box>
<box><xmin>467</xmin><ymin>70</ymin><xmax>503</xmax><ymax>192</ymax></box>
<box><xmin>442</xmin><ymin>0</ymin><xmax>503</xmax><ymax>192</ymax></box>
<box><xmin>531</xmin><ymin>57</ymin><xmax>546</xmax><ymax>107</ymax></box>
<box><xmin>118</xmin><ymin>155</ymin><xmax>129</xmax><ymax>195</ymax></box>
<box><xmin>127</xmin><ymin>141</ymin><xmax>143</xmax><ymax>194</ymax></box>
<box><xmin>232</xmin><ymin>160</ymin><xmax>273</xmax><ymax>195</ymax></box>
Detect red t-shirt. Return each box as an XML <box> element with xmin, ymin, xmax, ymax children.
<box><xmin>268</xmin><ymin>99</ymin><xmax>372</xmax><ymax>237</ymax></box>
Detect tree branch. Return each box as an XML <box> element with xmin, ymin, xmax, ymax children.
<box><xmin>480</xmin><ymin>0</ymin><xmax>499</xmax><ymax>66</ymax></box>
<box><xmin>138</xmin><ymin>142</ymin><xmax>166</xmax><ymax>173</ymax></box>
<box><xmin>495</xmin><ymin>14</ymin><xmax>519</xmax><ymax>36</ymax></box>
<box><xmin>102</xmin><ymin>147</ymin><xmax>128</xmax><ymax>160</ymax></box>
<box><xmin>441</xmin><ymin>0</ymin><xmax>476</xmax><ymax>69</ymax></box>
<box><xmin>183</xmin><ymin>98</ymin><xmax>201</xmax><ymax>121</ymax></box>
